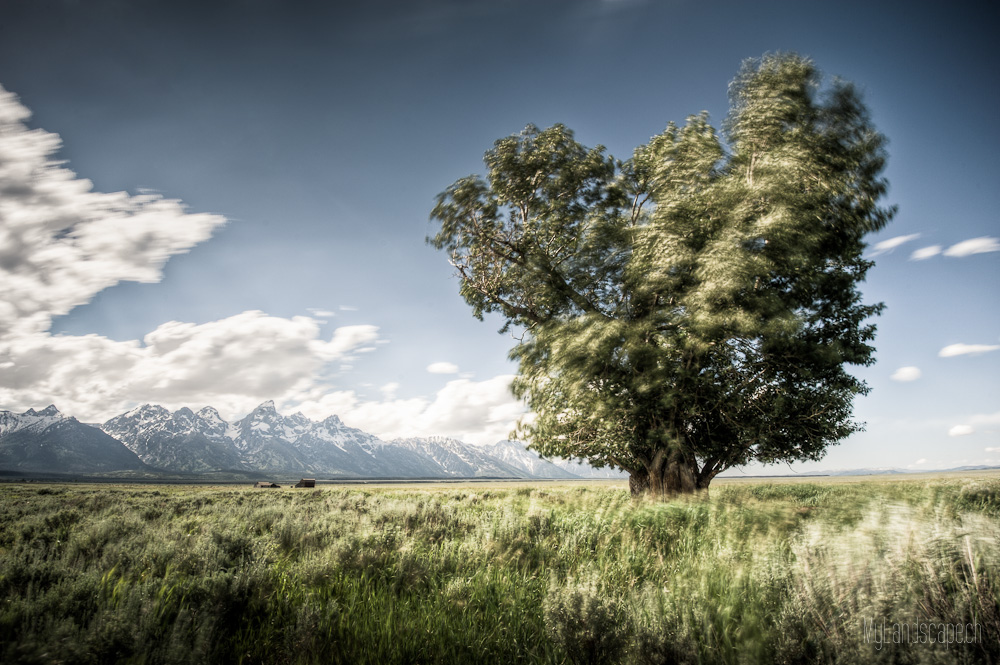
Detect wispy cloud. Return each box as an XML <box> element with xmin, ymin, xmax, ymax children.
<box><xmin>320</xmin><ymin>325</ymin><xmax>380</xmax><ymax>360</ymax></box>
<box><xmin>972</xmin><ymin>412</ymin><xmax>1000</xmax><ymax>424</ymax></box>
<box><xmin>944</xmin><ymin>236</ymin><xmax>1000</xmax><ymax>257</ymax></box>
<box><xmin>427</xmin><ymin>361</ymin><xmax>459</xmax><ymax>374</ymax></box>
<box><xmin>890</xmin><ymin>366</ymin><xmax>921</xmax><ymax>382</ymax></box>
<box><xmin>907</xmin><ymin>237</ymin><xmax>1000</xmax><ymax>260</ymax></box>
<box><xmin>939</xmin><ymin>343</ymin><xmax>1000</xmax><ymax>357</ymax></box>
<box><xmin>910</xmin><ymin>245</ymin><xmax>941</xmax><ymax>260</ymax></box>
<box><xmin>869</xmin><ymin>233</ymin><xmax>920</xmax><ymax>256</ymax></box>
<box><xmin>949</xmin><ymin>425</ymin><xmax>974</xmax><ymax>437</ymax></box>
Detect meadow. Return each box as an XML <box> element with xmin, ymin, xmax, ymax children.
<box><xmin>1</xmin><ymin>474</ymin><xmax>997</xmax><ymax>664</ymax></box>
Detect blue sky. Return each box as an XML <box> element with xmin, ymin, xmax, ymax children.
<box><xmin>0</xmin><ymin>0</ymin><xmax>996</xmax><ymax>471</ymax></box>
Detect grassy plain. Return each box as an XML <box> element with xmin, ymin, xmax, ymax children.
<box><xmin>1</xmin><ymin>473</ymin><xmax>998</xmax><ymax>664</ymax></box>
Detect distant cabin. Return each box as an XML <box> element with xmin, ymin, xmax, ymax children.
<box><xmin>295</xmin><ymin>478</ymin><xmax>316</xmax><ymax>488</ymax></box>
<box><xmin>254</xmin><ymin>481</ymin><xmax>281</xmax><ymax>488</ymax></box>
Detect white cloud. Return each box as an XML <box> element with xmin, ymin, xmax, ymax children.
<box><xmin>941</xmin><ymin>413</ymin><xmax>1000</xmax><ymax>443</ymax></box>
<box><xmin>910</xmin><ymin>245</ymin><xmax>941</xmax><ymax>261</ymax></box>
<box><xmin>869</xmin><ymin>233</ymin><xmax>920</xmax><ymax>256</ymax></box>
<box><xmin>915</xmin><ymin>458</ymin><xmax>927</xmax><ymax>465</ymax></box>
<box><xmin>0</xmin><ymin>86</ymin><xmax>406</xmax><ymax>428</ymax></box>
<box><xmin>427</xmin><ymin>361</ymin><xmax>459</xmax><ymax>374</ymax></box>
<box><xmin>986</xmin><ymin>447</ymin><xmax>1000</xmax><ymax>453</ymax></box>
<box><xmin>0</xmin><ymin>85</ymin><xmax>226</xmax><ymax>340</ymax></box>
<box><xmin>890</xmin><ymin>366</ymin><xmax>921</xmax><ymax>382</ymax></box>
<box><xmin>0</xmin><ymin>86</ymin><xmax>513</xmax><ymax>446</ymax></box>
<box><xmin>939</xmin><ymin>343</ymin><xmax>1000</xmax><ymax>357</ymax></box>
<box><xmin>908</xmin><ymin>237</ymin><xmax>1000</xmax><ymax>260</ymax></box>
<box><xmin>289</xmin><ymin>374</ymin><xmax>524</xmax><ymax>445</ymax></box>
<box><xmin>944</xmin><ymin>237</ymin><xmax>1000</xmax><ymax>257</ymax></box>
<box><xmin>419</xmin><ymin>375</ymin><xmax>523</xmax><ymax>438</ymax></box>
<box><xmin>0</xmin><ymin>313</ymin><xmax>382</xmax><ymax>421</ymax></box>
<box><xmin>318</xmin><ymin>325</ymin><xmax>380</xmax><ymax>360</ymax></box>
<box><xmin>307</xmin><ymin>308</ymin><xmax>336</xmax><ymax>319</ymax></box>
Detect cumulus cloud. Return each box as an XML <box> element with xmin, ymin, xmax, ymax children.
<box><xmin>869</xmin><ymin>233</ymin><xmax>920</xmax><ymax>256</ymax></box>
<box><xmin>0</xmin><ymin>85</ymin><xmax>226</xmax><ymax>340</ymax></box>
<box><xmin>939</xmin><ymin>343</ymin><xmax>1000</xmax><ymax>357</ymax></box>
<box><xmin>0</xmin><ymin>85</ymin><xmax>517</xmax><ymax>445</ymax></box>
<box><xmin>944</xmin><ymin>237</ymin><xmax>1000</xmax><ymax>257</ymax></box>
<box><xmin>910</xmin><ymin>245</ymin><xmax>941</xmax><ymax>261</ymax></box>
<box><xmin>942</xmin><ymin>413</ymin><xmax>1000</xmax><ymax>443</ymax></box>
<box><xmin>289</xmin><ymin>374</ymin><xmax>524</xmax><ymax>445</ymax></box>
<box><xmin>890</xmin><ymin>366</ymin><xmax>921</xmax><ymax>382</ymax></box>
<box><xmin>0</xmin><ymin>86</ymin><xmax>393</xmax><ymax>423</ymax></box>
<box><xmin>0</xmin><ymin>313</ymin><xmax>382</xmax><ymax>421</ymax></box>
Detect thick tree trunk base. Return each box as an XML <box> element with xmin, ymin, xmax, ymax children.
<box><xmin>629</xmin><ymin>470</ymin><xmax>650</xmax><ymax>496</ymax></box>
<box><xmin>629</xmin><ymin>459</ymin><xmax>706</xmax><ymax>500</ymax></box>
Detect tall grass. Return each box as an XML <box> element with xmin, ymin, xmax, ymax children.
<box><xmin>0</xmin><ymin>477</ymin><xmax>997</xmax><ymax>663</ymax></box>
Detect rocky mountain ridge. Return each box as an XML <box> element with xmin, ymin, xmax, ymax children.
<box><xmin>1</xmin><ymin>402</ymin><xmax>624</xmax><ymax>479</ymax></box>
<box><xmin>0</xmin><ymin>406</ymin><xmax>149</xmax><ymax>474</ymax></box>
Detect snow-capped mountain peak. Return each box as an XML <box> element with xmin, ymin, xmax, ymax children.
<box><xmin>3</xmin><ymin>402</ymin><xmax>623</xmax><ymax>480</ymax></box>
<box><xmin>197</xmin><ymin>405</ymin><xmax>223</xmax><ymax>420</ymax></box>
<box><xmin>0</xmin><ymin>405</ymin><xmax>146</xmax><ymax>473</ymax></box>
<box><xmin>0</xmin><ymin>405</ymin><xmax>68</xmax><ymax>437</ymax></box>
<box><xmin>251</xmin><ymin>400</ymin><xmax>277</xmax><ymax>415</ymax></box>
<box><xmin>22</xmin><ymin>404</ymin><xmax>60</xmax><ymax>417</ymax></box>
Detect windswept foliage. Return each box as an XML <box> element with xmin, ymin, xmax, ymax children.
<box><xmin>430</xmin><ymin>54</ymin><xmax>894</xmax><ymax>495</ymax></box>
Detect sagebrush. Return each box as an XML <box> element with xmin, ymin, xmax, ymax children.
<box><xmin>1</xmin><ymin>476</ymin><xmax>997</xmax><ymax>664</ymax></box>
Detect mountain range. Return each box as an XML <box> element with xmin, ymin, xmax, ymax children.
<box><xmin>0</xmin><ymin>402</ymin><xmax>624</xmax><ymax>480</ymax></box>
<box><xmin>0</xmin><ymin>406</ymin><xmax>149</xmax><ymax>474</ymax></box>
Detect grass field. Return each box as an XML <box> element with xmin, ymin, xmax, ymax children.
<box><xmin>1</xmin><ymin>473</ymin><xmax>998</xmax><ymax>664</ymax></box>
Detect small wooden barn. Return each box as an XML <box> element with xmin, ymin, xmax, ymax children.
<box><xmin>294</xmin><ymin>478</ymin><xmax>316</xmax><ymax>488</ymax></box>
<box><xmin>253</xmin><ymin>481</ymin><xmax>281</xmax><ymax>488</ymax></box>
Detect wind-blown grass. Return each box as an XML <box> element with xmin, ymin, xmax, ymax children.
<box><xmin>0</xmin><ymin>476</ymin><xmax>997</xmax><ymax>664</ymax></box>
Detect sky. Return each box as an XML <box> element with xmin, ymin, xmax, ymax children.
<box><xmin>0</xmin><ymin>0</ymin><xmax>997</xmax><ymax>472</ymax></box>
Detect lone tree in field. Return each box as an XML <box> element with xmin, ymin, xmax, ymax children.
<box><xmin>430</xmin><ymin>54</ymin><xmax>894</xmax><ymax>497</ymax></box>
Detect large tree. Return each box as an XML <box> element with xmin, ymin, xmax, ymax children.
<box><xmin>430</xmin><ymin>54</ymin><xmax>894</xmax><ymax>497</ymax></box>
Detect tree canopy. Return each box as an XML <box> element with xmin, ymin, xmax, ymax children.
<box><xmin>430</xmin><ymin>54</ymin><xmax>894</xmax><ymax>496</ymax></box>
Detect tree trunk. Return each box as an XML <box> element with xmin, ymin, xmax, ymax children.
<box><xmin>629</xmin><ymin>448</ymin><xmax>703</xmax><ymax>499</ymax></box>
<box><xmin>629</xmin><ymin>468</ymin><xmax>649</xmax><ymax>496</ymax></box>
